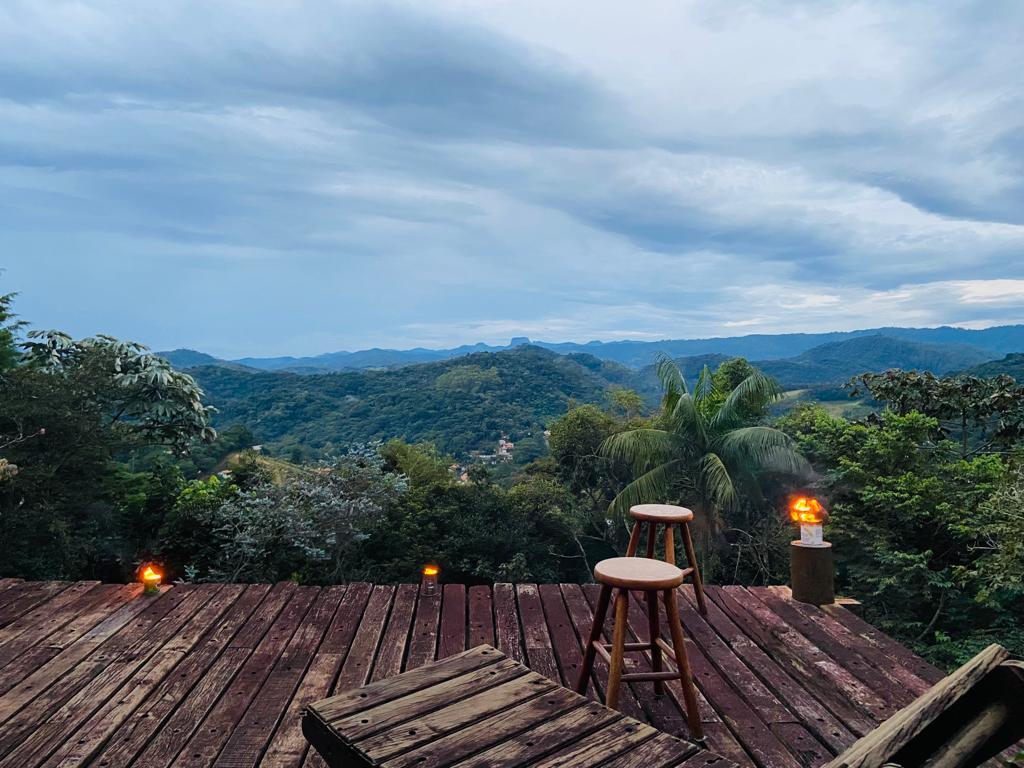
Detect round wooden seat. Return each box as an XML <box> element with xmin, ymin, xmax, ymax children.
<box><xmin>593</xmin><ymin>557</ymin><xmax>685</xmax><ymax>590</ymax></box>
<box><xmin>629</xmin><ymin>503</ymin><xmax>694</xmax><ymax>523</ymax></box>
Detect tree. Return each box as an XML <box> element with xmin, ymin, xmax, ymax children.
<box><xmin>607</xmin><ymin>387</ymin><xmax>644</xmax><ymax>418</ymax></box>
<box><xmin>778</xmin><ymin>403</ymin><xmax>1021</xmax><ymax>666</ymax></box>
<box><xmin>601</xmin><ymin>355</ymin><xmax>807</xmax><ymax>531</ymax></box>
<box><xmin>849</xmin><ymin>370</ymin><xmax>1024</xmax><ymax>457</ymax></box>
<box><xmin>0</xmin><ymin>291</ymin><xmax>26</xmax><ymax>371</ymax></box>
<box><xmin>0</xmin><ymin>327</ymin><xmax>217</xmax><ymax>579</ymax></box>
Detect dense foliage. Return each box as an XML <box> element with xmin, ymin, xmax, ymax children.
<box><xmin>190</xmin><ymin>346</ymin><xmax>639</xmax><ymax>458</ymax></box>
<box><xmin>3</xmin><ymin>288</ymin><xmax>1023</xmax><ymax>669</ymax></box>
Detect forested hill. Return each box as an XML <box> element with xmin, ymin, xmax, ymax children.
<box><xmin>191</xmin><ymin>345</ymin><xmax>633</xmax><ymax>457</ymax></box>
<box><xmin>959</xmin><ymin>353</ymin><xmax>1024</xmax><ymax>380</ymax></box>
<box><xmin>754</xmin><ymin>335</ymin><xmax>992</xmax><ymax>386</ymax></box>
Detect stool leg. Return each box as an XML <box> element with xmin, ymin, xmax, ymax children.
<box><xmin>575</xmin><ymin>583</ymin><xmax>612</xmax><ymax>694</ymax></box>
<box><xmin>625</xmin><ymin>522</ymin><xmax>642</xmax><ymax>557</ymax></box>
<box><xmin>681</xmin><ymin>522</ymin><xmax>707</xmax><ymax>615</ymax></box>
<box><xmin>645</xmin><ymin>523</ymin><xmax>657</xmax><ymax>558</ymax></box>
<box><xmin>646</xmin><ymin>589</ymin><xmax>664</xmax><ymax>695</ymax></box>
<box><xmin>664</xmin><ymin>588</ymin><xmax>704</xmax><ymax>742</ymax></box>
<box><xmin>606</xmin><ymin>589</ymin><xmax>629</xmax><ymax>709</ymax></box>
<box><xmin>664</xmin><ymin>523</ymin><xmax>676</xmax><ymax>566</ymax></box>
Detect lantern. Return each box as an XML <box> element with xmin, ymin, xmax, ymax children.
<box><xmin>139</xmin><ymin>564</ymin><xmax>162</xmax><ymax>595</ymax></box>
<box><xmin>787</xmin><ymin>496</ymin><xmax>834</xmax><ymax>606</ymax></box>
<box><xmin>421</xmin><ymin>564</ymin><xmax>439</xmax><ymax>596</ymax></box>
<box><xmin>789</xmin><ymin>496</ymin><xmax>828</xmax><ymax>546</ymax></box>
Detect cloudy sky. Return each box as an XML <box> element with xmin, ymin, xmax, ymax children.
<box><xmin>2</xmin><ymin>1</ymin><xmax>1023</xmax><ymax>357</ymax></box>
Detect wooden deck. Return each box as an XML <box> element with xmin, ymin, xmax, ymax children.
<box><xmin>0</xmin><ymin>578</ymin><xmax>946</xmax><ymax>768</ymax></box>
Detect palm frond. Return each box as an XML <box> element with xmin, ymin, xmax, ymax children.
<box><xmin>608</xmin><ymin>459</ymin><xmax>683</xmax><ymax>519</ymax></box>
<box><xmin>710</xmin><ymin>370</ymin><xmax>783</xmax><ymax>431</ymax></box>
<box><xmin>712</xmin><ymin>426</ymin><xmax>810</xmax><ymax>476</ymax></box>
<box><xmin>655</xmin><ymin>353</ymin><xmax>688</xmax><ymax>412</ymax></box>
<box><xmin>697</xmin><ymin>452</ymin><xmax>737</xmax><ymax>512</ymax></box>
<box><xmin>694</xmin><ymin>365</ymin><xmax>717</xmax><ymax>405</ymax></box>
<box><xmin>600</xmin><ymin>429</ymin><xmax>674</xmax><ymax>474</ymax></box>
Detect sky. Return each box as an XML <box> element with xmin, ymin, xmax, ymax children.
<box><xmin>2</xmin><ymin>1</ymin><xmax>1023</xmax><ymax>358</ymax></box>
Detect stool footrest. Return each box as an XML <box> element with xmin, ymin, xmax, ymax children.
<box><xmin>655</xmin><ymin>637</ymin><xmax>676</xmax><ymax>656</ymax></box>
<box><xmin>593</xmin><ymin>640</ymin><xmax>653</xmax><ymax>665</ymax></box>
<box><xmin>621</xmin><ymin>670</ymin><xmax>682</xmax><ymax>682</ymax></box>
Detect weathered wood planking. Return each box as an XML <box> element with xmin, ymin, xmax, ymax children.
<box><xmin>305</xmin><ymin>645</ymin><xmax>708</xmax><ymax>768</ymax></box>
<box><xmin>0</xmin><ymin>582</ymin><xmax>951</xmax><ymax>768</ymax></box>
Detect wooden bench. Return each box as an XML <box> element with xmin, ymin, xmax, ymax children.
<box><xmin>303</xmin><ymin>644</ymin><xmax>730</xmax><ymax>767</ymax></box>
<box><xmin>823</xmin><ymin>643</ymin><xmax>1024</xmax><ymax>768</ymax></box>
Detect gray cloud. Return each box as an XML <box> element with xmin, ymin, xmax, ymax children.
<box><xmin>1</xmin><ymin>0</ymin><xmax>1022</xmax><ymax>356</ymax></box>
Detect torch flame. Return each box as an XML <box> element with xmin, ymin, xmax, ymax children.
<box><xmin>422</xmin><ymin>565</ymin><xmax>440</xmax><ymax>577</ymax></box>
<box><xmin>141</xmin><ymin>565</ymin><xmax>161</xmax><ymax>583</ymax></box>
<box><xmin>789</xmin><ymin>496</ymin><xmax>827</xmax><ymax>525</ymax></box>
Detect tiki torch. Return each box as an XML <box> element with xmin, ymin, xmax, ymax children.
<box><xmin>788</xmin><ymin>496</ymin><xmax>834</xmax><ymax>605</ymax></box>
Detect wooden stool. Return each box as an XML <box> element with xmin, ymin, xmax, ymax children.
<box><xmin>575</xmin><ymin>557</ymin><xmax>705</xmax><ymax>742</ymax></box>
<box><xmin>627</xmin><ymin>504</ymin><xmax>707</xmax><ymax>615</ymax></box>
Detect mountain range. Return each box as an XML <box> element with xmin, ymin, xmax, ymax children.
<box><xmin>160</xmin><ymin>324</ymin><xmax>1024</xmax><ymax>374</ymax></box>
<box><xmin>178</xmin><ymin>334</ymin><xmax>1023</xmax><ymax>458</ymax></box>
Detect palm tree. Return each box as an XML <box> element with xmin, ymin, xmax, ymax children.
<box><xmin>601</xmin><ymin>355</ymin><xmax>808</xmax><ymax>532</ymax></box>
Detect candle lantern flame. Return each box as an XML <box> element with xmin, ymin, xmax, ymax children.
<box><xmin>139</xmin><ymin>564</ymin><xmax>162</xmax><ymax>595</ymax></box>
<box><xmin>789</xmin><ymin>496</ymin><xmax>827</xmax><ymax>547</ymax></box>
<box><xmin>789</xmin><ymin>496</ymin><xmax>827</xmax><ymax>525</ymax></box>
<box><xmin>421</xmin><ymin>564</ymin><xmax>439</xmax><ymax>596</ymax></box>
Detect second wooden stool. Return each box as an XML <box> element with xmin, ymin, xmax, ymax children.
<box><xmin>575</xmin><ymin>557</ymin><xmax>704</xmax><ymax>742</ymax></box>
<box><xmin>627</xmin><ymin>503</ymin><xmax>707</xmax><ymax>615</ymax></box>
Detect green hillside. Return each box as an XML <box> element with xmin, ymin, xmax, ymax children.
<box><xmin>959</xmin><ymin>353</ymin><xmax>1024</xmax><ymax>380</ymax></box>
<box><xmin>754</xmin><ymin>335</ymin><xmax>991</xmax><ymax>387</ymax></box>
<box><xmin>192</xmin><ymin>345</ymin><xmax>628</xmax><ymax>457</ymax></box>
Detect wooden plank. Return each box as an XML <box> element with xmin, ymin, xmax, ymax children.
<box><xmin>493</xmin><ymin>582</ymin><xmax>524</xmax><ymax>663</ymax></box>
<box><xmin>261</xmin><ymin>583</ymin><xmax>372</xmax><ymax>768</ymax></box>
<box><xmin>600</xmin><ymin>586</ymin><xmax>746</xmax><ymax>766</ymax></box>
<box><xmin>0</xmin><ymin>583</ymin><xmax>174</xmax><ymax>739</ymax></box>
<box><xmin>88</xmin><ymin>584</ymin><xmax>271</xmax><ymax>768</ymax></box>
<box><xmin>438</xmin><ymin>583</ymin><xmax>467</xmax><ymax>660</ymax></box>
<box><xmin>468</xmin><ymin>585</ymin><xmax>494</xmax><ymax>648</ymax></box>
<box><xmin>516</xmin><ymin>583</ymin><xmax>560</xmax><ymax>684</ymax></box>
<box><xmin>751</xmin><ymin>588</ymin><xmax>923</xmax><ymax>709</ymax></box>
<box><xmin>40</xmin><ymin>584</ymin><xmax>247</xmax><ymax>768</ymax></box>
<box><xmin>354</xmin><ymin>672</ymin><xmax>558</xmax><ymax>760</ymax></box>
<box><xmin>134</xmin><ymin>582</ymin><xmax>298</xmax><ymax>768</ymax></box>
<box><xmin>818</xmin><ymin>597</ymin><xmax>945</xmax><ymax>685</ymax></box>
<box><xmin>380</xmin><ymin>682</ymin><xmax>585</xmax><ymax>768</ymax></box>
<box><xmin>0</xmin><ymin>583</ymin><xmax>221</xmax><ymax>767</ymax></box>
<box><xmin>677</xmin><ymin>586</ymin><xmax>855</xmax><ymax>755</ymax></box>
<box><xmin>330</xmin><ymin>585</ymin><xmax>394</xmax><ymax>694</ymax></box>
<box><xmin>0</xmin><ymin>583</ymin><xmax>138</xmax><ymax>697</ymax></box>
<box><xmin>674</xmin><ymin>749</ymin><xmax>741</xmax><ymax>767</ymax></box>
<box><xmin>560</xmin><ymin>584</ymin><xmax>649</xmax><ymax>725</ymax></box>
<box><xmin>303</xmin><ymin>586</ymin><xmax>399</xmax><ymax>768</ymax></box>
<box><xmin>598</xmin><ymin>731</ymin><xmax>700</xmax><ymax>768</ymax></box>
<box><xmin>371</xmin><ymin>583</ymin><xmax>417</xmax><ymax>682</ymax></box>
<box><xmin>760</xmin><ymin>587</ymin><xmax>932</xmax><ymax>699</ymax></box>
<box><xmin>0</xmin><ymin>581</ymin><xmax>70</xmax><ymax>628</ymax></box>
<box><xmin>314</xmin><ymin>644</ymin><xmax>506</xmax><ymax>722</ymax></box>
<box><xmin>446</xmin><ymin>697</ymin><xmax>622</xmax><ymax>767</ymax></box>
<box><xmin>324</xmin><ymin>657</ymin><xmax>529</xmax><ymax>740</ymax></box>
<box><xmin>822</xmin><ymin>644</ymin><xmax>1010</xmax><ymax>768</ymax></box>
<box><xmin>406</xmin><ymin>586</ymin><xmax>441</xmax><ymax>669</ymax></box>
<box><xmin>173</xmin><ymin>585</ymin><xmax>318</xmax><ymax>768</ymax></box>
<box><xmin>0</xmin><ymin>581</ymin><xmax>99</xmax><ymax>653</ymax></box>
<box><xmin>769</xmin><ymin>723</ymin><xmax>833</xmax><ymax>768</ymax></box>
<box><xmin>648</xmin><ymin>604</ymin><xmax>801</xmax><ymax>768</ymax></box>
<box><xmin>674</xmin><ymin>589</ymin><xmax>795</xmax><ymax>725</ymax></box>
<box><xmin>213</xmin><ymin>586</ymin><xmax>345</xmax><ymax>768</ymax></box>
<box><xmin>537</xmin><ymin>584</ymin><xmax>583</xmax><ymax>688</ymax></box>
<box><xmin>529</xmin><ymin>716</ymin><xmax>663</xmax><ymax>767</ymax></box>
<box><xmin>706</xmin><ymin>587</ymin><xmax>882</xmax><ymax>735</ymax></box>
